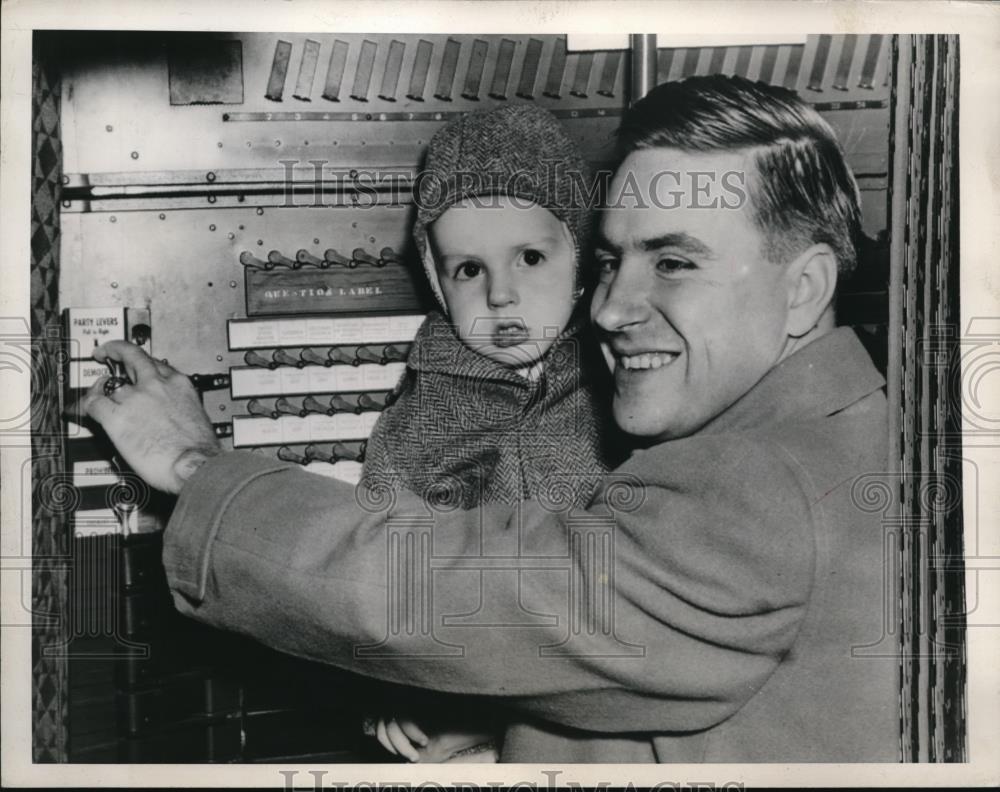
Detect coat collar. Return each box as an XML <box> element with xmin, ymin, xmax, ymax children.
<box><xmin>407</xmin><ymin>310</ymin><xmax>593</xmax><ymax>392</ymax></box>
<box><xmin>699</xmin><ymin>327</ymin><xmax>886</xmax><ymax>435</ymax></box>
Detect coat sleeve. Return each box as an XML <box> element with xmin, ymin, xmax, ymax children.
<box><xmin>162</xmin><ymin>433</ymin><xmax>816</xmax><ymax>734</ymax></box>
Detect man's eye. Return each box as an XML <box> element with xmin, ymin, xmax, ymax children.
<box><xmin>656</xmin><ymin>256</ymin><xmax>695</xmax><ymax>273</ymax></box>
<box><xmin>521</xmin><ymin>249</ymin><xmax>544</xmax><ymax>266</ymax></box>
<box><xmin>597</xmin><ymin>257</ymin><xmax>619</xmax><ymax>277</ymax></box>
<box><xmin>455</xmin><ymin>261</ymin><xmax>482</xmax><ymax>280</ymax></box>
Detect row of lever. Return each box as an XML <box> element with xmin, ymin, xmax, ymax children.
<box><xmin>276</xmin><ymin>442</ymin><xmax>366</xmax><ymax>464</ymax></box>
<box><xmin>240</xmin><ymin>247</ymin><xmax>404</xmax><ymax>270</ymax></box>
<box><xmin>246</xmin><ymin>393</ymin><xmax>393</xmax><ymax>418</ymax></box>
<box><xmin>244</xmin><ymin>344</ymin><xmax>410</xmax><ymax>369</ymax></box>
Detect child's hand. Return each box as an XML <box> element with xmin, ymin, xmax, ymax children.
<box><xmin>375</xmin><ymin>716</ymin><xmax>430</xmax><ymax>762</ymax></box>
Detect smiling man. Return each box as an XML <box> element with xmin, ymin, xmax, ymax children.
<box><xmin>82</xmin><ymin>75</ymin><xmax>899</xmax><ymax>762</ymax></box>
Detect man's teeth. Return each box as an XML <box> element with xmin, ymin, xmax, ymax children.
<box><xmin>619</xmin><ymin>352</ymin><xmax>677</xmax><ymax>370</ymax></box>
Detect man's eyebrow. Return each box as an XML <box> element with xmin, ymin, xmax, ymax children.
<box><xmin>593</xmin><ymin>235</ymin><xmax>621</xmax><ymax>255</ymax></box>
<box><xmin>593</xmin><ymin>232</ymin><xmax>715</xmax><ymax>258</ymax></box>
<box><xmin>640</xmin><ymin>233</ymin><xmax>715</xmax><ymax>258</ymax></box>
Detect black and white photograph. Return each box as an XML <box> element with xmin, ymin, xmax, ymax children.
<box><xmin>1</xmin><ymin>1</ymin><xmax>998</xmax><ymax>788</ymax></box>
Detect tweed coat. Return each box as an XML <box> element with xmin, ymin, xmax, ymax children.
<box><xmin>361</xmin><ymin>310</ymin><xmax>617</xmax><ymax>510</ymax></box>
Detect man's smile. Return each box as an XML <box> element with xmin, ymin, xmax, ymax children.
<box><xmin>617</xmin><ymin>351</ymin><xmax>680</xmax><ymax>370</ymax></box>
<box><xmin>603</xmin><ymin>342</ymin><xmax>682</xmax><ymax>372</ymax></box>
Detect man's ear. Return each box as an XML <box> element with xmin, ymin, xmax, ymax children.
<box><xmin>784</xmin><ymin>243</ymin><xmax>838</xmax><ymax>338</ymax></box>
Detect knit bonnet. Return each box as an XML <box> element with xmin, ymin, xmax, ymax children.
<box><xmin>412</xmin><ymin>104</ymin><xmax>592</xmax><ymax>311</ymax></box>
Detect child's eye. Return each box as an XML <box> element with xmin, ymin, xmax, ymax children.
<box><xmin>521</xmin><ymin>249</ymin><xmax>544</xmax><ymax>266</ymax></box>
<box><xmin>656</xmin><ymin>256</ymin><xmax>696</xmax><ymax>273</ymax></box>
<box><xmin>454</xmin><ymin>261</ymin><xmax>483</xmax><ymax>280</ymax></box>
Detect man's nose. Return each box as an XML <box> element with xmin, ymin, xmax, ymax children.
<box><xmin>591</xmin><ymin>262</ymin><xmax>650</xmax><ymax>333</ymax></box>
<box><xmin>487</xmin><ymin>272</ymin><xmax>519</xmax><ymax>308</ymax></box>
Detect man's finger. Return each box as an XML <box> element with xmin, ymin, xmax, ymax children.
<box><xmin>376</xmin><ymin>719</ymin><xmax>397</xmax><ymax>755</ymax></box>
<box><xmin>93</xmin><ymin>340</ymin><xmax>160</xmax><ymax>384</ymax></box>
<box><xmin>79</xmin><ymin>382</ymin><xmax>119</xmax><ymax>428</ymax></box>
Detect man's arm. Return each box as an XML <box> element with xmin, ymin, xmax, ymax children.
<box><xmin>81</xmin><ymin>341</ymin><xmax>816</xmax><ymax>735</ymax></box>
<box><xmin>163</xmin><ymin>435</ymin><xmax>816</xmax><ymax>736</ymax></box>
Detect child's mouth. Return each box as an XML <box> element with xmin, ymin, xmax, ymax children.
<box><xmin>493</xmin><ymin>322</ymin><xmax>529</xmax><ymax>348</ymax></box>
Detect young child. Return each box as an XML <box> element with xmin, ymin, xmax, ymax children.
<box><xmin>360</xmin><ymin>104</ymin><xmax>617</xmax><ymax>762</ymax></box>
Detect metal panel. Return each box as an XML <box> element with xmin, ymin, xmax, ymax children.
<box><xmin>60</xmin><ymin>33</ymin><xmax>625</xmax><ymax>181</ymax></box>
<box><xmin>59</xmin><ymin>203</ymin><xmax>424</xmax><ymax>443</ymax></box>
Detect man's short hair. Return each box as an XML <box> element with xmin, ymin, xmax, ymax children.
<box><xmin>617</xmin><ymin>75</ymin><xmax>863</xmax><ymax>276</ymax></box>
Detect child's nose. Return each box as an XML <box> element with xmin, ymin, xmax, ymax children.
<box><xmin>487</xmin><ymin>275</ymin><xmax>519</xmax><ymax>308</ymax></box>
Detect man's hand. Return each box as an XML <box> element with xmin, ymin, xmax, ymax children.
<box><xmin>78</xmin><ymin>341</ymin><xmax>222</xmax><ymax>495</ymax></box>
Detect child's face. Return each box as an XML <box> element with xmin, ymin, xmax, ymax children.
<box><xmin>429</xmin><ymin>197</ymin><xmax>577</xmax><ymax>368</ymax></box>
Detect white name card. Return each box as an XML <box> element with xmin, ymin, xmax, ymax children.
<box><xmin>228</xmin><ymin>314</ymin><xmax>425</xmax><ymax>350</ymax></box>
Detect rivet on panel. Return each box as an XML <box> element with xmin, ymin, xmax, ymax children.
<box><xmin>313</xmin><ymin>238</ymin><xmax>320</xmax><ymax>244</ymax></box>
<box><xmin>206</xmin><ymin>172</ymin><xmax>217</xmax><ymax>182</ymax></box>
<box><xmin>109</xmin><ymin>216</ymin><xmax>117</xmax><ymax>223</ymax></box>
<box><xmin>105</xmin><ymin>124</ymin><xmax>113</xmax><ymax>132</ymax></box>
<box><xmin>208</xmin><ymin>195</ymin><xmax>217</xmax><ymax>204</ymax></box>
<box><xmin>219</xmin><ymin>404</ymin><xmax>226</xmax><ymax>411</ymax></box>
<box><xmin>256</xmin><ymin>208</ymin><xmax>264</xmax><ymax>215</ymax></box>
<box><xmin>217</xmin><ymin>142</ymin><xmax>224</xmax><ymax>148</ymax></box>
<box><xmin>130</xmin><ymin>151</ymin><xmax>139</xmax><ymax>159</ymax></box>
<box><xmin>275</xmin><ymin>140</ymin><xmax>281</xmax><ymax>147</ymax></box>
<box><xmin>216</xmin><ymin>355</ymin><xmax>224</xmax><ymax>362</ymax></box>
<box><xmin>238</xmin><ymin>225</ymin><xmax>245</xmax><ymax>230</ymax></box>
<box><xmin>61</xmin><ymin>175</ymin><xmax>70</xmax><ymax>185</ymax></box>
<box><xmin>159</xmin><ymin>213</ymin><xmax>166</xmax><ymax>220</ymax></box>
<box><xmin>228</xmin><ymin>232</ymin><xmax>235</xmax><ymax>240</ymax></box>
<box><xmin>207</xmin><ymin>282</ymin><xmax>214</xmax><ymax>287</ymax></box>
<box><xmin>110</xmin><ymin>281</ymin><xmax>119</xmax><ymax>289</ymax></box>
<box><xmin>209</xmin><ymin>224</ymin><xmax>217</xmax><ymax>231</ymax></box>
<box><xmin>257</xmin><ymin>239</ymin><xmax>264</xmax><ymax>246</ymax></box>
<box><xmin>229</xmin><ymin>280</ymin><xmax>237</xmax><ymax>288</ymax></box>
<box><xmin>62</xmin><ymin>200</ymin><xmax>71</xmax><ymax>208</ymax></box>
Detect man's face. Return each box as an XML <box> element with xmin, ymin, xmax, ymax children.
<box><xmin>431</xmin><ymin>196</ymin><xmax>577</xmax><ymax>368</ymax></box>
<box><xmin>592</xmin><ymin>147</ymin><xmax>793</xmax><ymax>440</ymax></box>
